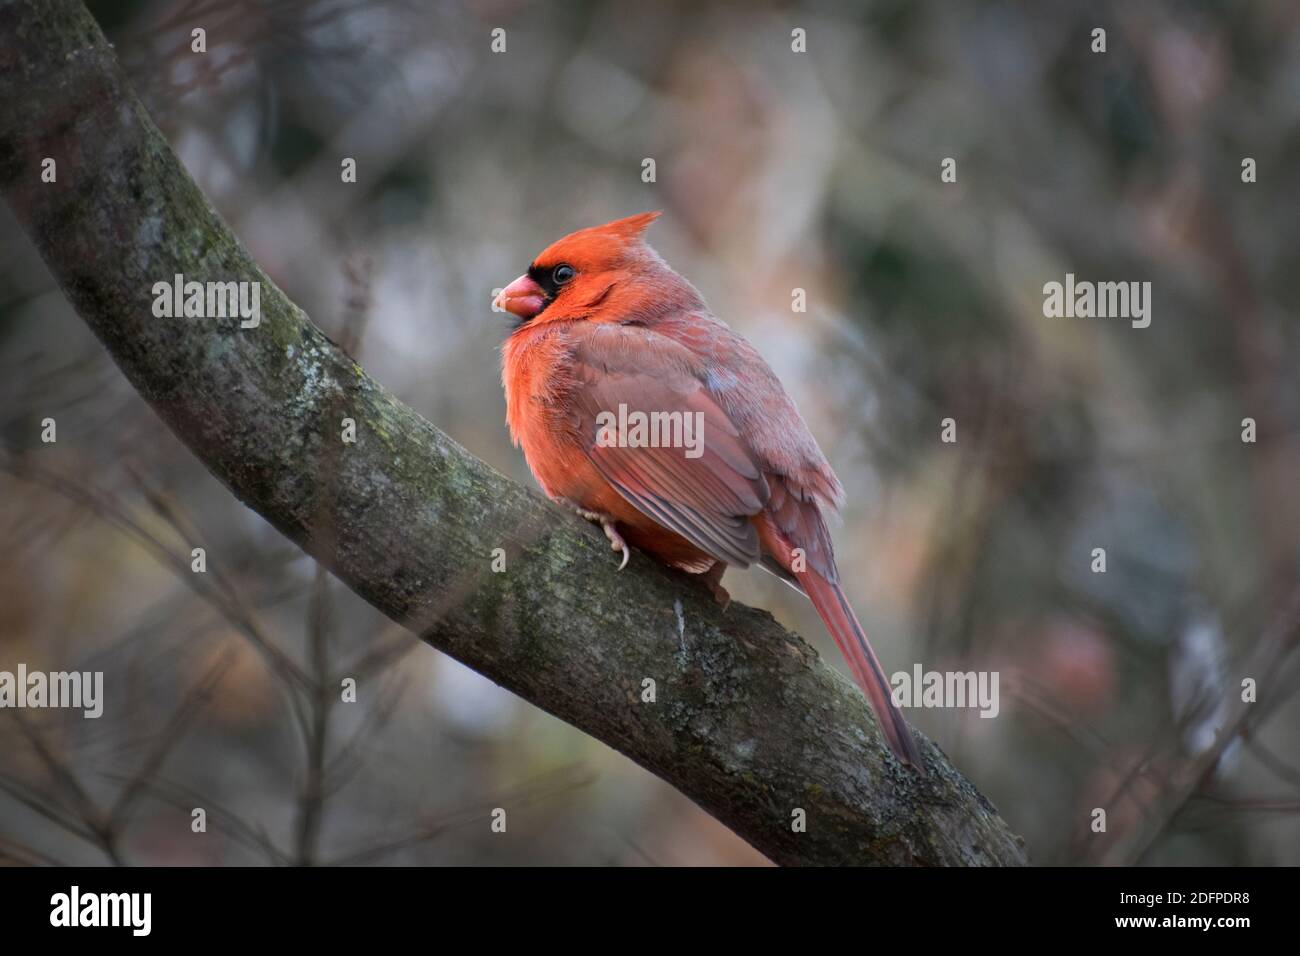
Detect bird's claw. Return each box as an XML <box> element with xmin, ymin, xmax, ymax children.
<box><xmin>700</xmin><ymin>562</ymin><xmax>730</xmax><ymax>609</ymax></box>
<box><xmin>574</xmin><ymin>507</ymin><xmax>629</xmax><ymax>570</ymax></box>
<box><xmin>603</xmin><ymin>521</ymin><xmax>630</xmax><ymax>571</ymax></box>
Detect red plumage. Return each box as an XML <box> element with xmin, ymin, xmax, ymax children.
<box><xmin>496</xmin><ymin>212</ymin><xmax>922</xmax><ymax>768</ymax></box>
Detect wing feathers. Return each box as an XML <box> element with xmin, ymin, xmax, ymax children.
<box><xmin>567</xmin><ymin>329</ymin><xmax>768</xmax><ymax>567</ymax></box>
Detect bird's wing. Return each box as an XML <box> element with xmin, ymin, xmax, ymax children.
<box><xmin>566</xmin><ymin>324</ymin><xmax>770</xmax><ymax>567</ymax></box>
<box><xmin>652</xmin><ymin>311</ymin><xmax>844</xmax><ymax>581</ymax></box>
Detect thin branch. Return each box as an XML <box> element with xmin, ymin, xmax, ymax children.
<box><xmin>107</xmin><ymin>649</ymin><xmax>236</xmax><ymax>831</ymax></box>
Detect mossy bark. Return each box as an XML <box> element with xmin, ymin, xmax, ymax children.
<box><xmin>0</xmin><ymin>0</ymin><xmax>1028</xmax><ymax>866</ymax></box>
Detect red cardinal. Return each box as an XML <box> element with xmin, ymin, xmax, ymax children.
<box><xmin>495</xmin><ymin>212</ymin><xmax>922</xmax><ymax>767</ymax></box>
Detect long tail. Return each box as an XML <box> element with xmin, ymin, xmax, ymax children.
<box><xmin>800</xmin><ymin>570</ymin><xmax>924</xmax><ymax>769</ymax></box>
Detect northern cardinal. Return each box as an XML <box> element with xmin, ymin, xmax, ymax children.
<box><xmin>495</xmin><ymin>212</ymin><xmax>922</xmax><ymax>767</ymax></box>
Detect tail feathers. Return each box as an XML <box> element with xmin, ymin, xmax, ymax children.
<box><xmin>801</xmin><ymin>571</ymin><xmax>924</xmax><ymax>769</ymax></box>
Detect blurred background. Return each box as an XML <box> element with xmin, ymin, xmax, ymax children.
<box><xmin>3</xmin><ymin>0</ymin><xmax>1300</xmax><ymax>865</ymax></box>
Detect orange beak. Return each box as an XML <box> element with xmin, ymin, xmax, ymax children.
<box><xmin>495</xmin><ymin>274</ymin><xmax>546</xmax><ymax>321</ymax></box>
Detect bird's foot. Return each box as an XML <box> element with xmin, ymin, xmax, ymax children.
<box><xmin>700</xmin><ymin>562</ymin><xmax>730</xmax><ymax>609</ymax></box>
<box><xmin>574</xmin><ymin>508</ymin><xmax>630</xmax><ymax>571</ymax></box>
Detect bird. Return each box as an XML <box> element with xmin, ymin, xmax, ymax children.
<box><xmin>495</xmin><ymin>211</ymin><xmax>922</xmax><ymax>768</ymax></box>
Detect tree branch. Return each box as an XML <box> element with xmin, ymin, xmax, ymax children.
<box><xmin>0</xmin><ymin>0</ymin><xmax>1027</xmax><ymax>865</ymax></box>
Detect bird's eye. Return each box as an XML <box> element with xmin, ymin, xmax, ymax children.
<box><xmin>552</xmin><ymin>264</ymin><xmax>576</xmax><ymax>285</ymax></box>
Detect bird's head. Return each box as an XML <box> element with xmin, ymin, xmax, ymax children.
<box><xmin>495</xmin><ymin>211</ymin><xmax>696</xmax><ymax>327</ymax></box>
